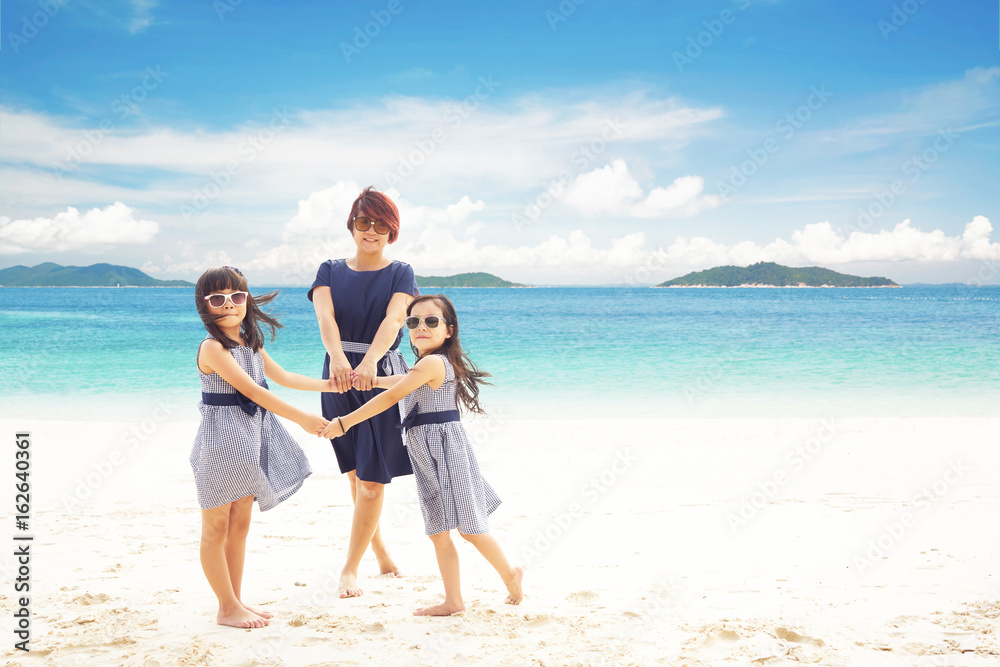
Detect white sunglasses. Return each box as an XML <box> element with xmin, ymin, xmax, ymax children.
<box><xmin>204</xmin><ymin>291</ymin><xmax>249</xmax><ymax>308</ymax></box>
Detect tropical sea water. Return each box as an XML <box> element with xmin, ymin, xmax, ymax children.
<box><xmin>1</xmin><ymin>285</ymin><xmax>998</xmax><ymax>421</ymax></box>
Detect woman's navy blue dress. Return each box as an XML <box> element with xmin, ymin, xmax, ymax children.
<box><xmin>308</xmin><ymin>259</ymin><xmax>420</xmax><ymax>483</ymax></box>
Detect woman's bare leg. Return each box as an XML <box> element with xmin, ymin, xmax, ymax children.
<box><xmin>339</xmin><ymin>472</ymin><xmax>388</xmax><ymax>597</ymax></box>
<box><xmin>346</xmin><ymin>470</ymin><xmax>400</xmax><ymax>577</ymax></box>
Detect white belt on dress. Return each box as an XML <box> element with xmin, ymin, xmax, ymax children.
<box><xmin>340</xmin><ymin>340</ymin><xmax>409</xmax><ymax>376</ymax></box>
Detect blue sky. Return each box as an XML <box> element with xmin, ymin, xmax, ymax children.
<box><xmin>1</xmin><ymin>0</ymin><xmax>998</xmax><ymax>284</ymax></box>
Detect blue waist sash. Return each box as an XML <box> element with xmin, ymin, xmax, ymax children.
<box><xmin>399</xmin><ymin>407</ymin><xmax>460</xmax><ymax>431</ymax></box>
<box><xmin>202</xmin><ymin>380</ymin><xmax>269</xmax><ymax>417</ymax></box>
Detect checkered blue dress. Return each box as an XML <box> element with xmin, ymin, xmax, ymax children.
<box><xmin>402</xmin><ymin>355</ymin><xmax>501</xmax><ymax>535</ymax></box>
<box><xmin>190</xmin><ymin>337</ymin><xmax>312</xmax><ymax>511</ymax></box>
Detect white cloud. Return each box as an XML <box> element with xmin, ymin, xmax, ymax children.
<box><xmin>445</xmin><ymin>196</ymin><xmax>486</xmax><ymax>224</ymax></box>
<box><xmin>784</xmin><ymin>217</ymin><xmax>1000</xmax><ymax>264</ymax></box>
<box><xmin>69</xmin><ymin>0</ymin><xmax>158</xmax><ymax>34</ymax></box>
<box><xmin>561</xmin><ymin>160</ymin><xmax>642</xmax><ymax>214</ymax></box>
<box><xmin>246</xmin><ymin>180</ymin><xmax>1000</xmax><ymax>284</ymax></box>
<box><xmin>404</xmin><ymin>211</ymin><xmax>1000</xmax><ymax>278</ymax></box>
<box><xmin>651</xmin><ymin>216</ymin><xmax>1000</xmax><ymax>272</ymax></box>
<box><xmin>394</xmin><ymin>194</ymin><xmax>486</xmax><ymax>231</ymax></box>
<box><xmin>245</xmin><ymin>237</ymin><xmax>357</xmax><ymax>286</ymax></box>
<box><xmin>282</xmin><ymin>180</ymin><xmax>363</xmax><ymax>242</ymax></box>
<box><xmin>631</xmin><ymin>175</ymin><xmax>721</xmax><ymax>218</ymax></box>
<box><xmin>0</xmin><ymin>91</ymin><xmax>720</xmax><ymax>221</ymax></box>
<box><xmin>827</xmin><ymin>67</ymin><xmax>1000</xmax><ymax>153</ymax></box>
<box><xmin>127</xmin><ymin>0</ymin><xmax>158</xmax><ymax>33</ymax></box>
<box><xmin>279</xmin><ymin>180</ymin><xmax>486</xmax><ymax>243</ymax></box>
<box><xmin>562</xmin><ymin>159</ymin><xmax>721</xmax><ymax>218</ymax></box>
<box><xmin>142</xmin><ymin>249</ymin><xmax>235</xmax><ymax>277</ymax></box>
<box><xmin>315</xmin><ymin>213</ymin><xmax>1000</xmax><ymax>283</ymax></box>
<box><xmin>253</xmin><ymin>185</ymin><xmax>491</xmax><ymax>284</ymax></box>
<box><xmin>0</xmin><ymin>202</ymin><xmax>159</xmax><ymax>254</ymax></box>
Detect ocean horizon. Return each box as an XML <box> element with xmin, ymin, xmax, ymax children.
<box><xmin>3</xmin><ymin>284</ymin><xmax>998</xmax><ymax>422</ymax></box>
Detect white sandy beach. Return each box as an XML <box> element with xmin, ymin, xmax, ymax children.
<box><xmin>2</xmin><ymin>415</ymin><xmax>998</xmax><ymax>666</ymax></box>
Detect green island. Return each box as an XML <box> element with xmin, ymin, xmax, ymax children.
<box><xmin>0</xmin><ymin>262</ymin><xmax>193</xmax><ymax>287</ymax></box>
<box><xmin>0</xmin><ymin>263</ymin><xmax>527</xmax><ymax>289</ymax></box>
<box><xmin>416</xmin><ymin>272</ymin><xmax>526</xmax><ymax>288</ymax></box>
<box><xmin>658</xmin><ymin>262</ymin><xmax>899</xmax><ymax>288</ymax></box>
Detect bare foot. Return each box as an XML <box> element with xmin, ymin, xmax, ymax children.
<box><xmin>413</xmin><ymin>601</ymin><xmax>465</xmax><ymax>616</ymax></box>
<box><xmin>376</xmin><ymin>554</ymin><xmax>402</xmax><ymax>578</ymax></box>
<box><xmin>339</xmin><ymin>571</ymin><xmax>363</xmax><ymax>598</ymax></box>
<box><xmin>504</xmin><ymin>566</ymin><xmax>524</xmax><ymax>605</ymax></box>
<box><xmin>241</xmin><ymin>603</ymin><xmax>274</xmax><ymax>619</ymax></box>
<box><xmin>217</xmin><ymin>607</ymin><xmax>269</xmax><ymax>629</ymax></box>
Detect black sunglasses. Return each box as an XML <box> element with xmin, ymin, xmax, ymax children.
<box><xmin>405</xmin><ymin>315</ymin><xmax>447</xmax><ymax>329</ymax></box>
<box><xmin>353</xmin><ymin>216</ymin><xmax>390</xmax><ymax>235</ymax></box>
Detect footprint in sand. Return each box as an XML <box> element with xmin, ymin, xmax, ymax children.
<box><xmin>775</xmin><ymin>626</ymin><xmax>825</xmax><ymax>647</ymax></box>
<box><xmin>522</xmin><ymin>612</ymin><xmax>554</xmax><ymax>626</ymax></box>
<box><xmin>364</xmin><ymin>621</ymin><xmax>387</xmax><ymax>634</ymax></box>
<box><xmin>72</xmin><ymin>593</ymin><xmax>110</xmax><ymax>605</ymax></box>
<box><xmin>713</xmin><ymin>629</ymin><xmax>741</xmax><ymax>642</ymax></box>
<box><xmin>566</xmin><ymin>590</ymin><xmax>598</xmax><ymax>604</ymax></box>
<box><xmin>689</xmin><ymin>624</ymin><xmax>741</xmax><ymax>648</ymax></box>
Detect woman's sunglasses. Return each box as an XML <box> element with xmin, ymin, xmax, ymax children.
<box><xmin>204</xmin><ymin>291</ymin><xmax>249</xmax><ymax>308</ymax></box>
<box><xmin>405</xmin><ymin>315</ymin><xmax>447</xmax><ymax>329</ymax></box>
<box><xmin>353</xmin><ymin>216</ymin><xmax>391</xmax><ymax>235</ymax></box>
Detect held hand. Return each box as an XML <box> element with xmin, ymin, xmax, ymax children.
<box><xmin>350</xmin><ymin>369</ymin><xmax>370</xmax><ymax>391</ymax></box>
<box><xmin>300</xmin><ymin>415</ymin><xmax>329</xmax><ymax>436</ymax></box>
<box><xmin>328</xmin><ymin>356</ymin><xmax>353</xmax><ymax>394</ymax></box>
<box><xmin>353</xmin><ymin>358</ymin><xmax>377</xmax><ymax>392</ymax></box>
<box><xmin>319</xmin><ymin>417</ymin><xmax>347</xmax><ymax>439</ymax></box>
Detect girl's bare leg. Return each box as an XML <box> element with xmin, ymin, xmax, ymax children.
<box><xmin>200</xmin><ymin>499</ymin><xmax>268</xmax><ymax>628</ymax></box>
<box><xmin>346</xmin><ymin>470</ymin><xmax>401</xmax><ymax>578</ymax></box>
<box><xmin>224</xmin><ymin>496</ymin><xmax>272</xmax><ymax>619</ymax></box>
<box><xmin>414</xmin><ymin>531</ymin><xmax>465</xmax><ymax>616</ymax></box>
<box><xmin>459</xmin><ymin>531</ymin><xmax>524</xmax><ymax>604</ymax></box>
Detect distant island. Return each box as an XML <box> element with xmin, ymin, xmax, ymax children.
<box><xmin>0</xmin><ymin>262</ymin><xmax>193</xmax><ymax>287</ymax></box>
<box><xmin>658</xmin><ymin>262</ymin><xmax>899</xmax><ymax>288</ymax></box>
<box><xmin>0</xmin><ymin>264</ymin><xmax>526</xmax><ymax>288</ymax></box>
<box><xmin>416</xmin><ymin>272</ymin><xmax>526</xmax><ymax>288</ymax></box>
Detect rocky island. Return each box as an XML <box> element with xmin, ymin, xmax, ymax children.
<box><xmin>658</xmin><ymin>262</ymin><xmax>898</xmax><ymax>288</ymax></box>
<box><xmin>416</xmin><ymin>272</ymin><xmax>526</xmax><ymax>288</ymax></box>
<box><xmin>0</xmin><ymin>262</ymin><xmax>193</xmax><ymax>287</ymax></box>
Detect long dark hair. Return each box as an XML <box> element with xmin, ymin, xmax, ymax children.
<box><xmin>194</xmin><ymin>266</ymin><xmax>281</xmax><ymax>351</ymax></box>
<box><xmin>408</xmin><ymin>294</ymin><xmax>491</xmax><ymax>415</ymax></box>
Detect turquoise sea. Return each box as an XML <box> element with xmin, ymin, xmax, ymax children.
<box><xmin>2</xmin><ymin>286</ymin><xmax>998</xmax><ymax>421</ymax></box>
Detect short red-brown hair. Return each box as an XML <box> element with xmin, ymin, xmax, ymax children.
<box><xmin>347</xmin><ymin>186</ymin><xmax>400</xmax><ymax>243</ymax></box>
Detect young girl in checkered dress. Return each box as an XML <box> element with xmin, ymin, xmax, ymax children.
<box><xmin>191</xmin><ymin>266</ymin><xmax>330</xmax><ymax>629</ymax></box>
<box><xmin>323</xmin><ymin>294</ymin><xmax>523</xmax><ymax>615</ymax></box>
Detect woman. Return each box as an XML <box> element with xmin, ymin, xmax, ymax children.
<box><xmin>308</xmin><ymin>186</ymin><xmax>419</xmax><ymax>598</ymax></box>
